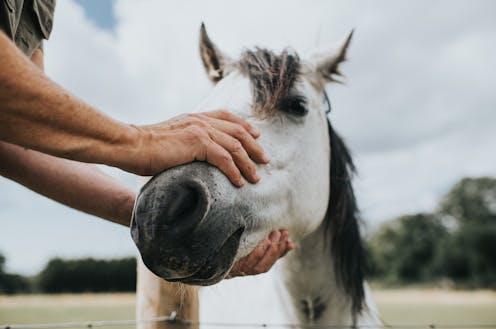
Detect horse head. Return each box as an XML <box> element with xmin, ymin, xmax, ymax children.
<box><xmin>131</xmin><ymin>24</ymin><xmax>365</xmax><ymax>320</ymax></box>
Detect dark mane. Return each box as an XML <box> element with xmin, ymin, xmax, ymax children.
<box><xmin>238</xmin><ymin>48</ymin><xmax>300</xmax><ymax>117</ymax></box>
<box><xmin>325</xmin><ymin>120</ymin><xmax>365</xmax><ymax>320</ymax></box>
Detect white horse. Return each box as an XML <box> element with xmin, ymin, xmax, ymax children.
<box><xmin>132</xmin><ymin>24</ymin><xmax>381</xmax><ymax>328</ymax></box>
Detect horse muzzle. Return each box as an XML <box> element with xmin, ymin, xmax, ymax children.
<box><xmin>130</xmin><ymin>162</ymin><xmax>245</xmax><ymax>285</ymax></box>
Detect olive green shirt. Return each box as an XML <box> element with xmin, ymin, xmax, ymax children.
<box><xmin>0</xmin><ymin>0</ymin><xmax>56</xmax><ymax>57</ymax></box>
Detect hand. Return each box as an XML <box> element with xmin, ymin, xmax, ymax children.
<box><xmin>227</xmin><ymin>230</ymin><xmax>295</xmax><ymax>278</ymax></box>
<box><xmin>127</xmin><ymin>110</ymin><xmax>269</xmax><ymax>186</ymax></box>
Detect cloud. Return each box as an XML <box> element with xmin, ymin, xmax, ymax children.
<box><xmin>1</xmin><ymin>0</ymin><xmax>495</xmax><ymax>277</ymax></box>
<box><xmin>355</xmin><ymin>126</ymin><xmax>496</xmax><ymax>224</ymax></box>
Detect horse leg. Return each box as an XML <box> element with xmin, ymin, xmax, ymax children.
<box><xmin>136</xmin><ymin>257</ymin><xmax>199</xmax><ymax>329</ymax></box>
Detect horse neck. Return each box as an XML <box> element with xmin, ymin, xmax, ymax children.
<box><xmin>280</xmin><ymin>221</ymin><xmax>354</xmax><ymax>326</ymax></box>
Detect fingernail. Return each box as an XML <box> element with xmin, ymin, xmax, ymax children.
<box><xmin>237</xmin><ymin>178</ymin><xmax>245</xmax><ymax>187</ymax></box>
<box><xmin>262</xmin><ymin>154</ymin><xmax>271</xmax><ymax>163</ymax></box>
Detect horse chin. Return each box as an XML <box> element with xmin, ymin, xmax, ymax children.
<box><xmin>167</xmin><ymin>227</ymin><xmax>244</xmax><ymax>286</ymax></box>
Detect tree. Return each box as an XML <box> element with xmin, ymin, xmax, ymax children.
<box><xmin>0</xmin><ymin>252</ymin><xmax>31</xmax><ymax>294</ymax></box>
<box><xmin>434</xmin><ymin>177</ymin><xmax>496</xmax><ymax>287</ymax></box>
<box><xmin>368</xmin><ymin>213</ymin><xmax>447</xmax><ymax>282</ymax></box>
<box><xmin>434</xmin><ymin>224</ymin><xmax>496</xmax><ymax>287</ymax></box>
<box><xmin>38</xmin><ymin>257</ymin><xmax>137</xmax><ymax>293</ymax></box>
<box><xmin>367</xmin><ymin>177</ymin><xmax>496</xmax><ymax>288</ymax></box>
<box><xmin>0</xmin><ymin>253</ymin><xmax>5</xmax><ymax>273</ymax></box>
<box><xmin>440</xmin><ymin>177</ymin><xmax>496</xmax><ymax>226</ymax></box>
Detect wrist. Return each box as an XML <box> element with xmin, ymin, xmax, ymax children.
<box><xmin>104</xmin><ymin>186</ymin><xmax>136</xmax><ymax>227</ymax></box>
<box><xmin>112</xmin><ymin>189</ymin><xmax>136</xmax><ymax>227</ymax></box>
<box><xmin>103</xmin><ymin>123</ymin><xmax>149</xmax><ymax>175</ymax></box>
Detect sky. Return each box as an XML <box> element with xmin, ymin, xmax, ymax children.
<box><xmin>73</xmin><ymin>0</ymin><xmax>117</xmax><ymax>31</ymax></box>
<box><xmin>1</xmin><ymin>0</ymin><xmax>495</xmax><ymax>280</ymax></box>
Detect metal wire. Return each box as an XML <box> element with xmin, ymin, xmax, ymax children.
<box><xmin>2</xmin><ymin>313</ymin><xmax>496</xmax><ymax>329</ymax></box>
<box><xmin>0</xmin><ymin>313</ymin><xmax>177</xmax><ymax>329</ymax></box>
<box><xmin>182</xmin><ymin>322</ymin><xmax>496</xmax><ymax>329</ymax></box>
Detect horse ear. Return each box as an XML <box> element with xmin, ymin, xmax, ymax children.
<box><xmin>311</xmin><ymin>30</ymin><xmax>354</xmax><ymax>83</ymax></box>
<box><xmin>199</xmin><ymin>23</ymin><xmax>230</xmax><ymax>83</ymax></box>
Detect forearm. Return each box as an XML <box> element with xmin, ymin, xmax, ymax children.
<box><xmin>0</xmin><ymin>141</ymin><xmax>135</xmax><ymax>226</ymax></box>
<box><xmin>1</xmin><ymin>31</ymin><xmax>268</xmax><ymax>182</ymax></box>
<box><xmin>0</xmin><ymin>32</ymin><xmax>140</xmax><ymax>170</ymax></box>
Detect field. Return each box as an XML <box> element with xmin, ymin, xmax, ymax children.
<box><xmin>1</xmin><ymin>290</ymin><xmax>495</xmax><ymax>328</ymax></box>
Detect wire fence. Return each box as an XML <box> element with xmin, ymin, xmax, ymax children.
<box><xmin>2</xmin><ymin>313</ymin><xmax>496</xmax><ymax>329</ymax></box>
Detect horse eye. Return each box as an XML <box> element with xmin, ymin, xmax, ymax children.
<box><xmin>280</xmin><ymin>96</ymin><xmax>308</xmax><ymax>117</ymax></box>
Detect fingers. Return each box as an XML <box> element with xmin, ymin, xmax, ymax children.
<box><xmin>203</xmin><ymin>141</ymin><xmax>244</xmax><ymax>187</ymax></box>
<box><xmin>227</xmin><ymin>230</ymin><xmax>295</xmax><ymax>278</ymax></box>
<box><xmin>203</xmin><ymin>110</ymin><xmax>260</xmax><ymax>138</ymax></box>
<box><xmin>207</xmin><ymin>128</ymin><xmax>259</xmax><ymax>184</ymax></box>
<box><xmin>188</xmin><ymin>111</ymin><xmax>269</xmax><ymax>186</ymax></box>
<box><xmin>251</xmin><ymin>231</ymin><xmax>283</xmax><ymax>273</ymax></box>
<box><xmin>277</xmin><ymin>230</ymin><xmax>293</xmax><ymax>257</ymax></box>
<box><xmin>252</xmin><ymin>230</ymin><xmax>295</xmax><ymax>273</ymax></box>
<box><xmin>130</xmin><ymin>110</ymin><xmax>267</xmax><ymax>179</ymax></box>
<box><xmin>197</xmin><ymin>114</ymin><xmax>269</xmax><ymax>164</ymax></box>
<box><xmin>241</xmin><ymin>235</ymin><xmax>275</xmax><ymax>271</ymax></box>
<box><xmin>281</xmin><ymin>242</ymin><xmax>295</xmax><ymax>257</ymax></box>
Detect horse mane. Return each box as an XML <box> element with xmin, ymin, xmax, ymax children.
<box><xmin>325</xmin><ymin>120</ymin><xmax>365</xmax><ymax>319</ymax></box>
<box><xmin>237</xmin><ymin>48</ymin><xmax>300</xmax><ymax>118</ymax></box>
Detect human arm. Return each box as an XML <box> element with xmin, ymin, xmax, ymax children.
<box><xmin>0</xmin><ymin>141</ymin><xmax>135</xmax><ymax>226</ymax></box>
<box><xmin>1</xmin><ymin>41</ymin><xmax>291</xmax><ymax>274</ymax></box>
<box><xmin>0</xmin><ymin>46</ymin><xmax>135</xmax><ymax>226</ymax></box>
<box><xmin>0</xmin><ymin>140</ymin><xmax>294</xmax><ymax>275</ymax></box>
<box><xmin>0</xmin><ymin>140</ymin><xmax>294</xmax><ymax>271</ymax></box>
<box><xmin>0</xmin><ymin>32</ymin><xmax>267</xmax><ymax>186</ymax></box>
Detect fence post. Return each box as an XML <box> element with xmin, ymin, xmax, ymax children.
<box><xmin>136</xmin><ymin>257</ymin><xmax>199</xmax><ymax>329</ymax></box>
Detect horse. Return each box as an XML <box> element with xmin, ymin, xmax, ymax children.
<box><xmin>131</xmin><ymin>24</ymin><xmax>381</xmax><ymax>328</ymax></box>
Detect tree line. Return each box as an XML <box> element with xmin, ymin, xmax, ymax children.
<box><xmin>1</xmin><ymin>176</ymin><xmax>495</xmax><ymax>294</ymax></box>
<box><xmin>366</xmin><ymin>177</ymin><xmax>496</xmax><ymax>288</ymax></box>
<box><xmin>0</xmin><ymin>256</ymin><xmax>136</xmax><ymax>294</ymax></box>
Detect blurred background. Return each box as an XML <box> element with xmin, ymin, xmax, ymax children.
<box><xmin>1</xmin><ymin>0</ymin><xmax>495</xmax><ymax>326</ymax></box>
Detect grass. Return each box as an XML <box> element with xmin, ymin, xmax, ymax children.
<box><xmin>0</xmin><ymin>294</ymin><xmax>135</xmax><ymax>329</ymax></box>
<box><xmin>0</xmin><ymin>290</ymin><xmax>495</xmax><ymax>327</ymax></box>
<box><xmin>372</xmin><ymin>289</ymin><xmax>496</xmax><ymax>324</ymax></box>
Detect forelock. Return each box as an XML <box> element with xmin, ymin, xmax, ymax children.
<box><xmin>237</xmin><ymin>48</ymin><xmax>301</xmax><ymax>117</ymax></box>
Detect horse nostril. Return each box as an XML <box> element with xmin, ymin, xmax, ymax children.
<box><xmin>155</xmin><ymin>180</ymin><xmax>209</xmax><ymax>237</ymax></box>
<box><xmin>132</xmin><ymin>178</ymin><xmax>210</xmax><ymax>244</ymax></box>
<box><xmin>167</xmin><ymin>183</ymin><xmax>202</xmax><ymax>222</ymax></box>
<box><xmin>132</xmin><ymin>174</ymin><xmax>216</xmax><ymax>280</ymax></box>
